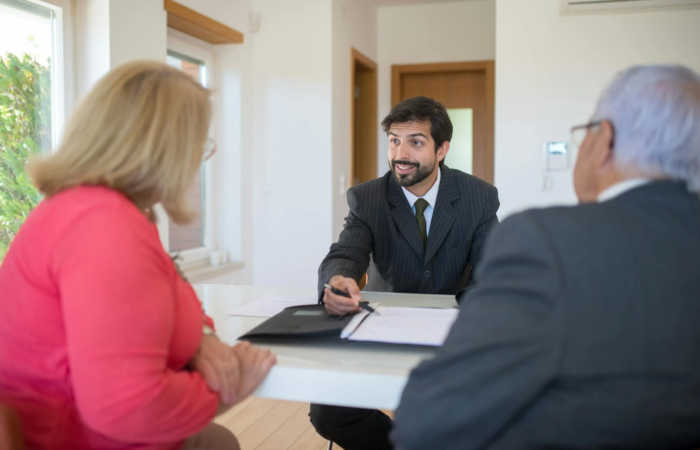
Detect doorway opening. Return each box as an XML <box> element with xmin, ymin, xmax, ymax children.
<box><xmin>391</xmin><ymin>61</ymin><xmax>495</xmax><ymax>184</ymax></box>
<box><xmin>351</xmin><ymin>48</ymin><xmax>378</xmax><ymax>187</ymax></box>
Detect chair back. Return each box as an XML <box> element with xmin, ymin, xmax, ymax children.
<box><xmin>0</xmin><ymin>403</ymin><xmax>25</xmax><ymax>450</ymax></box>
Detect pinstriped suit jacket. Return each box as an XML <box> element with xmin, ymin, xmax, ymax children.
<box><xmin>318</xmin><ymin>166</ymin><xmax>500</xmax><ymax>298</ymax></box>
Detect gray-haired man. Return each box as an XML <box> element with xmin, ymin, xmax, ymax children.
<box><xmin>392</xmin><ymin>65</ymin><xmax>700</xmax><ymax>450</ymax></box>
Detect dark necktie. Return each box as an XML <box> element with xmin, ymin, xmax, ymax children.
<box><xmin>414</xmin><ymin>198</ymin><xmax>429</xmax><ymax>249</ymax></box>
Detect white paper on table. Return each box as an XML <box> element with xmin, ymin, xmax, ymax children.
<box><xmin>344</xmin><ymin>306</ymin><xmax>459</xmax><ymax>346</ymax></box>
<box><xmin>340</xmin><ymin>302</ymin><xmax>380</xmax><ymax>339</ymax></box>
<box><xmin>228</xmin><ymin>295</ymin><xmax>317</xmax><ymax>318</ymax></box>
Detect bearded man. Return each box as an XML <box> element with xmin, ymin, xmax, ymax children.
<box><xmin>309</xmin><ymin>96</ymin><xmax>501</xmax><ymax>450</ymax></box>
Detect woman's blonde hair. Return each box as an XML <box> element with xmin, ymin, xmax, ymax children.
<box><xmin>28</xmin><ymin>60</ymin><xmax>211</xmax><ymax>224</ymax></box>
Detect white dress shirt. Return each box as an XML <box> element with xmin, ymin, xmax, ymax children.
<box><xmin>401</xmin><ymin>168</ymin><xmax>441</xmax><ymax>236</ymax></box>
<box><xmin>597</xmin><ymin>178</ymin><xmax>652</xmax><ymax>202</ymax></box>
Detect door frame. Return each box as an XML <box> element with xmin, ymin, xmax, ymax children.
<box><xmin>350</xmin><ymin>48</ymin><xmax>378</xmax><ymax>187</ymax></box>
<box><xmin>391</xmin><ymin>60</ymin><xmax>495</xmax><ymax>184</ymax></box>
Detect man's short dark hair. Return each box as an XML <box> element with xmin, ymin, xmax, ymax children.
<box><xmin>381</xmin><ymin>96</ymin><xmax>453</xmax><ymax>152</ymax></box>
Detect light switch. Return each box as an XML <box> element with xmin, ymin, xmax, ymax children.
<box><xmin>544</xmin><ymin>142</ymin><xmax>568</xmax><ymax>171</ymax></box>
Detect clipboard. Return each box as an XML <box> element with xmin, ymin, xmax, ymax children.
<box><xmin>239</xmin><ymin>303</ymin><xmax>457</xmax><ymax>347</ymax></box>
<box><xmin>238</xmin><ymin>304</ymin><xmax>354</xmax><ymax>341</ymax></box>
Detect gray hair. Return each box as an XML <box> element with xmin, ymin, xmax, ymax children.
<box><xmin>592</xmin><ymin>65</ymin><xmax>700</xmax><ymax>192</ymax></box>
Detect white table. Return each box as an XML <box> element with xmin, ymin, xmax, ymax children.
<box><xmin>194</xmin><ymin>284</ymin><xmax>457</xmax><ymax>410</ymax></box>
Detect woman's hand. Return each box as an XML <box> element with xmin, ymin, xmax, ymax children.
<box><xmin>189</xmin><ymin>335</ymin><xmax>241</xmax><ymax>405</ymax></box>
<box><xmin>231</xmin><ymin>341</ymin><xmax>276</xmax><ymax>403</ymax></box>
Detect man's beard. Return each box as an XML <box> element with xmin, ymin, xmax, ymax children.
<box><xmin>390</xmin><ymin>158</ymin><xmax>436</xmax><ymax>187</ymax></box>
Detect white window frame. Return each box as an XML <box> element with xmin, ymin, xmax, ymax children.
<box><xmin>4</xmin><ymin>0</ymin><xmax>75</xmax><ymax>150</ymax></box>
<box><xmin>166</xmin><ymin>28</ymin><xmax>218</xmax><ymax>267</ymax></box>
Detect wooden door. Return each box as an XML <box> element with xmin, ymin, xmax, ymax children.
<box><xmin>351</xmin><ymin>48</ymin><xmax>378</xmax><ymax>186</ymax></box>
<box><xmin>391</xmin><ymin>61</ymin><xmax>495</xmax><ymax>184</ymax></box>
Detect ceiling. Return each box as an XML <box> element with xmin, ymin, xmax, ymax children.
<box><xmin>373</xmin><ymin>0</ymin><xmax>481</xmax><ymax>6</ymax></box>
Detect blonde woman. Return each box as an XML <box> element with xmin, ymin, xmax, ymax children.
<box><xmin>0</xmin><ymin>61</ymin><xmax>275</xmax><ymax>449</ymax></box>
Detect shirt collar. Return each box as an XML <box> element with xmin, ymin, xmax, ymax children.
<box><xmin>597</xmin><ymin>178</ymin><xmax>652</xmax><ymax>203</ymax></box>
<box><xmin>402</xmin><ymin>167</ymin><xmax>441</xmax><ymax>208</ymax></box>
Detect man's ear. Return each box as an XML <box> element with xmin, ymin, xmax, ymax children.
<box><xmin>592</xmin><ymin>120</ymin><xmax>615</xmax><ymax>169</ymax></box>
<box><xmin>437</xmin><ymin>141</ymin><xmax>450</xmax><ymax>162</ymax></box>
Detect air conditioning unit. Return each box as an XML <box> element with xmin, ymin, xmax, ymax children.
<box><xmin>561</xmin><ymin>0</ymin><xmax>700</xmax><ymax>15</ymax></box>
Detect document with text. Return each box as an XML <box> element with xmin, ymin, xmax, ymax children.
<box><xmin>229</xmin><ymin>295</ymin><xmax>317</xmax><ymax>318</ymax></box>
<box><xmin>342</xmin><ymin>306</ymin><xmax>459</xmax><ymax>346</ymax></box>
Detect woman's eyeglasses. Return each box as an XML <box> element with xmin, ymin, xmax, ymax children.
<box><xmin>203</xmin><ymin>138</ymin><xmax>217</xmax><ymax>161</ymax></box>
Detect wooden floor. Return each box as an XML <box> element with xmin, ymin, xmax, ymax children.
<box><xmin>215</xmin><ymin>398</ymin><xmax>335</xmax><ymax>450</ymax></box>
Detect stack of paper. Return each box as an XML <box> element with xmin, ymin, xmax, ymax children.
<box><xmin>342</xmin><ymin>306</ymin><xmax>459</xmax><ymax>346</ymax></box>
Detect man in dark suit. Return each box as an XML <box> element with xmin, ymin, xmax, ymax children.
<box><xmin>392</xmin><ymin>65</ymin><xmax>700</xmax><ymax>450</ymax></box>
<box><xmin>309</xmin><ymin>97</ymin><xmax>500</xmax><ymax>450</ymax></box>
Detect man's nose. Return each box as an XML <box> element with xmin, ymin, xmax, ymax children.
<box><xmin>396</xmin><ymin>143</ymin><xmax>412</xmax><ymax>161</ymax></box>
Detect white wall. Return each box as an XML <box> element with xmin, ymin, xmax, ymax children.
<box><xmin>177</xmin><ymin>0</ymin><xmax>255</xmax><ymax>285</ymax></box>
<box><xmin>331</xmin><ymin>0</ymin><xmax>378</xmax><ymax>240</ymax></box>
<box><xmin>74</xmin><ymin>0</ymin><xmax>110</xmax><ymax>99</ymax></box>
<box><xmin>75</xmin><ymin>0</ymin><xmax>167</xmax><ymax>96</ymax></box>
<box><xmin>250</xmin><ymin>0</ymin><xmax>334</xmax><ymax>287</ymax></box>
<box><xmin>495</xmin><ymin>0</ymin><xmax>700</xmax><ymax>217</ymax></box>
<box><xmin>377</xmin><ymin>0</ymin><xmax>496</xmax><ymax>175</ymax></box>
<box><xmin>176</xmin><ymin>0</ymin><xmax>370</xmax><ymax>288</ymax></box>
<box><xmin>158</xmin><ymin>0</ymin><xmax>335</xmax><ymax>288</ymax></box>
<box><xmin>108</xmin><ymin>0</ymin><xmax>166</xmax><ymax>68</ymax></box>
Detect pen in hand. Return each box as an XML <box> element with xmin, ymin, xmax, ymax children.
<box><xmin>323</xmin><ymin>284</ymin><xmax>379</xmax><ymax>315</ymax></box>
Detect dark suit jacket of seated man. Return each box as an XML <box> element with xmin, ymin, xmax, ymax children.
<box><xmin>309</xmin><ymin>96</ymin><xmax>500</xmax><ymax>450</ymax></box>
<box><xmin>392</xmin><ymin>65</ymin><xmax>700</xmax><ymax>450</ymax></box>
<box><xmin>318</xmin><ymin>164</ymin><xmax>498</xmax><ymax>298</ymax></box>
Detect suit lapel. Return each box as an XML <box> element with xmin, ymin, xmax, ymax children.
<box><xmin>424</xmin><ymin>167</ymin><xmax>459</xmax><ymax>265</ymax></box>
<box><xmin>387</xmin><ymin>174</ymin><xmax>425</xmax><ymax>259</ymax></box>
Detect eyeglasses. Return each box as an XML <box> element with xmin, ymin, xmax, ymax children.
<box><xmin>203</xmin><ymin>138</ymin><xmax>217</xmax><ymax>161</ymax></box>
<box><xmin>570</xmin><ymin>121</ymin><xmax>602</xmax><ymax>148</ymax></box>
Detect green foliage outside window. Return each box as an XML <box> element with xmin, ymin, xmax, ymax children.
<box><xmin>0</xmin><ymin>53</ymin><xmax>50</xmax><ymax>262</ymax></box>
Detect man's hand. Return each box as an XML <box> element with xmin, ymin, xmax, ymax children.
<box><xmin>231</xmin><ymin>341</ymin><xmax>277</xmax><ymax>402</ymax></box>
<box><xmin>323</xmin><ymin>275</ymin><xmax>362</xmax><ymax>315</ymax></box>
<box><xmin>189</xmin><ymin>335</ymin><xmax>241</xmax><ymax>405</ymax></box>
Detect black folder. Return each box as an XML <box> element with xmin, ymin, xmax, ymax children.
<box><xmin>239</xmin><ymin>304</ymin><xmax>356</xmax><ymax>342</ymax></box>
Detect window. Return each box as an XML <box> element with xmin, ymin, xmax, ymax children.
<box><xmin>166</xmin><ymin>51</ymin><xmax>207</xmax><ymax>253</ymax></box>
<box><xmin>444</xmin><ymin>108</ymin><xmax>473</xmax><ymax>175</ymax></box>
<box><xmin>166</xmin><ymin>30</ymin><xmax>217</xmax><ymax>265</ymax></box>
<box><xmin>0</xmin><ymin>0</ymin><xmax>71</xmax><ymax>262</ymax></box>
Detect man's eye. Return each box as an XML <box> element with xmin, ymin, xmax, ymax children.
<box><xmin>413</xmin><ymin>141</ymin><xmax>422</xmax><ymax>146</ymax></box>
<box><xmin>391</xmin><ymin>139</ymin><xmax>400</xmax><ymax>145</ymax></box>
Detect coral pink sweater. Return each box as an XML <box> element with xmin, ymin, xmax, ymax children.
<box><xmin>0</xmin><ymin>186</ymin><xmax>219</xmax><ymax>449</ymax></box>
